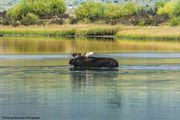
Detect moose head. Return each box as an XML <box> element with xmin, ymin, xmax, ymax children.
<box><xmin>71</xmin><ymin>52</ymin><xmax>94</xmax><ymax>58</ymax></box>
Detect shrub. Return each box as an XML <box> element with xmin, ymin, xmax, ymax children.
<box><xmin>49</xmin><ymin>0</ymin><xmax>66</xmax><ymax>16</ymax></box>
<box><xmin>6</xmin><ymin>0</ymin><xmax>66</xmax><ymax>25</ymax></box>
<box><xmin>69</xmin><ymin>16</ymin><xmax>78</xmax><ymax>24</ymax></box>
<box><xmin>12</xmin><ymin>21</ymin><xmax>21</xmax><ymax>27</ymax></box>
<box><xmin>170</xmin><ymin>17</ymin><xmax>180</xmax><ymax>26</ymax></box>
<box><xmin>157</xmin><ymin>2</ymin><xmax>176</xmax><ymax>16</ymax></box>
<box><xmin>75</xmin><ymin>2</ymin><xmax>105</xmax><ymax>21</ymax></box>
<box><xmin>21</xmin><ymin>13</ymin><xmax>40</xmax><ymax>26</ymax></box>
<box><xmin>75</xmin><ymin>2</ymin><xmax>140</xmax><ymax>23</ymax></box>
<box><xmin>172</xmin><ymin>1</ymin><xmax>180</xmax><ymax>17</ymax></box>
<box><xmin>7</xmin><ymin>0</ymin><xmax>34</xmax><ymax>21</ymax></box>
<box><xmin>103</xmin><ymin>3</ymin><xmax>123</xmax><ymax>20</ymax></box>
<box><xmin>32</xmin><ymin>0</ymin><xmax>50</xmax><ymax>17</ymax></box>
<box><xmin>157</xmin><ymin>0</ymin><xmax>167</xmax><ymax>8</ymax></box>
<box><xmin>86</xmin><ymin>27</ymin><xmax>119</xmax><ymax>36</ymax></box>
<box><xmin>138</xmin><ymin>20</ymin><xmax>145</xmax><ymax>26</ymax></box>
<box><xmin>122</xmin><ymin>2</ymin><xmax>139</xmax><ymax>15</ymax></box>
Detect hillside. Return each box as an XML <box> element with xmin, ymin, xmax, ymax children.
<box><xmin>0</xmin><ymin>0</ymin><xmax>19</xmax><ymax>11</ymax></box>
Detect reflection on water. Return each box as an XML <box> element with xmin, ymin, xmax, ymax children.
<box><xmin>0</xmin><ymin>54</ymin><xmax>180</xmax><ymax>120</ymax></box>
<box><xmin>1</xmin><ymin>36</ymin><xmax>180</xmax><ymax>54</ymax></box>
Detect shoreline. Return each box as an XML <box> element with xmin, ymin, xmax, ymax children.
<box><xmin>1</xmin><ymin>25</ymin><xmax>180</xmax><ymax>40</ymax></box>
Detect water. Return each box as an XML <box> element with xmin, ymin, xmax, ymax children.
<box><xmin>0</xmin><ymin>37</ymin><xmax>180</xmax><ymax>120</ymax></box>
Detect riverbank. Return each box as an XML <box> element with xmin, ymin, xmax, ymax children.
<box><xmin>0</xmin><ymin>25</ymin><xmax>180</xmax><ymax>40</ymax></box>
<box><xmin>0</xmin><ymin>24</ymin><xmax>119</xmax><ymax>37</ymax></box>
<box><xmin>116</xmin><ymin>26</ymin><xmax>180</xmax><ymax>40</ymax></box>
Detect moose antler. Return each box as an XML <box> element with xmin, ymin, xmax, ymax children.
<box><xmin>85</xmin><ymin>52</ymin><xmax>94</xmax><ymax>57</ymax></box>
<box><xmin>71</xmin><ymin>52</ymin><xmax>94</xmax><ymax>58</ymax></box>
<box><xmin>71</xmin><ymin>52</ymin><xmax>82</xmax><ymax>58</ymax></box>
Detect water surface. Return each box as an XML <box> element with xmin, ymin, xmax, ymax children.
<box><xmin>0</xmin><ymin>37</ymin><xmax>180</xmax><ymax>120</ymax></box>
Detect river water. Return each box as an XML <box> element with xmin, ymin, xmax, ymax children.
<box><xmin>0</xmin><ymin>36</ymin><xmax>180</xmax><ymax>120</ymax></box>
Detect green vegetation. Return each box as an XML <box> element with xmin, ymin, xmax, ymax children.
<box><xmin>75</xmin><ymin>2</ymin><xmax>141</xmax><ymax>23</ymax></box>
<box><xmin>75</xmin><ymin>2</ymin><xmax>104</xmax><ymax>22</ymax></box>
<box><xmin>157</xmin><ymin>1</ymin><xmax>180</xmax><ymax>26</ymax></box>
<box><xmin>1</xmin><ymin>25</ymin><xmax>180</xmax><ymax>40</ymax></box>
<box><xmin>116</xmin><ymin>26</ymin><xmax>180</xmax><ymax>40</ymax></box>
<box><xmin>0</xmin><ymin>25</ymin><xmax>119</xmax><ymax>36</ymax></box>
<box><xmin>6</xmin><ymin>0</ymin><xmax>66</xmax><ymax>25</ymax></box>
<box><xmin>21</xmin><ymin>13</ymin><xmax>40</xmax><ymax>26</ymax></box>
<box><xmin>170</xmin><ymin>17</ymin><xmax>180</xmax><ymax>26</ymax></box>
<box><xmin>76</xmin><ymin>27</ymin><xmax>119</xmax><ymax>36</ymax></box>
<box><xmin>0</xmin><ymin>0</ymin><xmax>179</xmax><ymax>26</ymax></box>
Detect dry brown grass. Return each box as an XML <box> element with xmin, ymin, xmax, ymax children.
<box><xmin>116</xmin><ymin>26</ymin><xmax>180</xmax><ymax>39</ymax></box>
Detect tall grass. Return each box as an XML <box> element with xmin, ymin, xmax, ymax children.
<box><xmin>1</xmin><ymin>25</ymin><xmax>180</xmax><ymax>39</ymax></box>
<box><xmin>6</xmin><ymin>0</ymin><xmax>66</xmax><ymax>25</ymax></box>
<box><xmin>0</xmin><ymin>25</ymin><xmax>119</xmax><ymax>37</ymax></box>
<box><xmin>116</xmin><ymin>26</ymin><xmax>180</xmax><ymax>40</ymax></box>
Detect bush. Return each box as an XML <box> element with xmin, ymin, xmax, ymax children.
<box><xmin>7</xmin><ymin>1</ymin><xmax>34</xmax><ymax>21</ymax></box>
<box><xmin>157</xmin><ymin>2</ymin><xmax>176</xmax><ymax>16</ymax></box>
<box><xmin>103</xmin><ymin>3</ymin><xmax>123</xmax><ymax>20</ymax></box>
<box><xmin>69</xmin><ymin>16</ymin><xmax>78</xmax><ymax>24</ymax></box>
<box><xmin>157</xmin><ymin>1</ymin><xmax>180</xmax><ymax>26</ymax></box>
<box><xmin>32</xmin><ymin>0</ymin><xmax>50</xmax><ymax>17</ymax></box>
<box><xmin>75</xmin><ymin>2</ymin><xmax>104</xmax><ymax>21</ymax></box>
<box><xmin>49</xmin><ymin>0</ymin><xmax>66</xmax><ymax>16</ymax></box>
<box><xmin>75</xmin><ymin>2</ymin><xmax>141</xmax><ymax>23</ymax></box>
<box><xmin>170</xmin><ymin>17</ymin><xmax>180</xmax><ymax>26</ymax></box>
<box><xmin>21</xmin><ymin>13</ymin><xmax>40</xmax><ymax>26</ymax></box>
<box><xmin>12</xmin><ymin>21</ymin><xmax>21</xmax><ymax>27</ymax></box>
<box><xmin>172</xmin><ymin>1</ymin><xmax>180</xmax><ymax>17</ymax></box>
<box><xmin>157</xmin><ymin>0</ymin><xmax>167</xmax><ymax>8</ymax></box>
<box><xmin>6</xmin><ymin>0</ymin><xmax>66</xmax><ymax>25</ymax></box>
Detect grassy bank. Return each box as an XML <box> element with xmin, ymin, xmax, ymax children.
<box><xmin>0</xmin><ymin>24</ymin><xmax>119</xmax><ymax>37</ymax></box>
<box><xmin>116</xmin><ymin>26</ymin><xmax>180</xmax><ymax>40</ymax></box>
<box><xmin>1</xmin><ymin>25</ymin><xmax>180</xmax><ymax>39</ymax></box>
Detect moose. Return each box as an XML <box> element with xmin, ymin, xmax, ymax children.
<box><xmin>69</xmin><ymin>52</ymin><xmax>119</xmax><ymax>68</ymax></box>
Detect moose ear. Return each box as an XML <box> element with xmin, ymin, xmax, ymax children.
<box><xmin>85</xmin><ymin>52</ymin><xmax>94</xmax><ymax>57</ymax></box>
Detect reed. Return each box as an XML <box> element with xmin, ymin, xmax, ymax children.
<box><xmin>0</xmin><ymin>24</ymin><xmax>119</xmax><ymax>37</ymax></box>
<box><xmin>116</xmin><ymin>26</ymin><xmax>180</xmax><ymax>40</ymax></box>
<box><xmin>1</xmin><ymin>25</ymin><xmax>180</xmax><ymax>39</ymax></box>
<box><xmin>76</xmin><ymin>27</ymin><xmax>119</xmax><ymax>36</ymax></box>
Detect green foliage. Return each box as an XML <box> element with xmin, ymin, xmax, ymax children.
<box><xmin>157</xmin><ymin>1</ymin><xmax>180</xmax><ymax>26</ymax></box>
<box><xmin>157</xmin><ymin>2</ymin><xmax>176</xmax><ymax>16</ymax></box>
<box><xmin>12</xmin><ymin>21</ymin><xmax>21</xmax><ymax>26</ymax></box>
<box><xmin>75</xmin><ymin>2</ymin><xmax>141</xmax><ymax>22</ymax></box>
<box><xmin>69</xmin><ymin>16</ymin><xmax>78</xmax><ymax>24</ymax></box>
<box><xmin>32</xmin><ymin>0</ymin><xmax>50</xmax><ymax>17</ymax></box>
<box><xmin>7</xmin><ymin>0</ymin><xmax>33</xmax><ymax>21</ymax></box>
<box><xmin>138</xmin><ymin>20</ymin><xmax>145</xmax><ymax>26</ymax></box>
<box><xmin>172</xmin><ymin>1</ymin><xmax>180</xmax><ymax>17</ymax></box>
<box><xmin>76</xmin><ymin>27</ymin><xmax>119</xmax><ymax>36</ymax></box>
<box><xmin>6</xmin><ymin>0</ymin><xmax>66</xmax><ymax>25</ymax></box>
<box><xmin>157</xmin><ymin>0</ymin><xmax>167</xmax><ymax>8</ymax></box>
<box><xmin>75</xmin><ymin>2</ymin><xmax>104</xmax><ymax>21</ymax></box>
<box><xmin>170</xmin><ymin>17</ymin><xmax>180</xmax><ymax>26</ymax></box>
<box><xmin>104</xmin><ymin>3</ymin><xmax>123</xmax><ymax>19</ymax></box>
<box><xmin>21</xmin><ymin>13</ymin><xmax>40</xmax><ymax>26</ymax></box>
<box><xmin>86</xmin><ymin>27</ymin><xmax>119</xmax><ymax>36</ymax></box>
<box><xmin>49</xmin><ymin>0</ymin><xmax>66</xmax><ymax>16</ymax></box>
